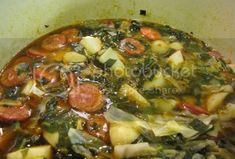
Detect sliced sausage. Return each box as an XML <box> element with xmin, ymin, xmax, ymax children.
<box><xmin>69</xmin><ymin>83</ymin><xmax>104</xmax><ymax>113</ymax></box>
<box><xmin>0</xmin><ymin>106</ymin><xmax>31</xmax><ymax>122</ymax></box>
<box><xmin>27</xmin><ymin>47</ymin><xmax>50</xmax><ymax>57</ymax></box>
<box><xmin>67</xmin><ymin>72</ymin><xmax>77</xmax><ymax>88</ymax></box>
<box><xmin>1</xmin><ymin>68</ymin><xmax>24</xmax><ymax>87</ymax></box>
<box><xmin>62</xmin><ymin>28</ymin><xmax>80</xmax><ymax>43</ymax></box>
<box><xmin>86</xmin><ymin>114</ymin><xmax>109</xmax><ymax>142</ymax></box>
<box><xmin>120</xmin><ymin>38</ymin><xmax>145</xmax><ymax>55</ymax></box>
<box><xmin>34</xmin><ymin>66</ymin><xmax>60</xmax><ymax>84</ymax></box>
<box><xmin>0</xmin><ymin>56</ymin><xmax>32</xmax><ymax>87</ymax></box>
<box><xmin>0</xmin><ymin>63</ymin><xmax>31</xmax><ymax>87</ymax></box>
<box><xmin>140</xmin><ymin>27</ymin><xmax>161</xmax><ymax>40</ymax></box>
<box><xmin>12</xmin><ymin>56</ymin><xmax>32</xmax><ymax>65</ymax></box>
<box><xmin>41</xmin><ymin>34</ymin><xmax>66</xmax><ymax>51</ymax></box>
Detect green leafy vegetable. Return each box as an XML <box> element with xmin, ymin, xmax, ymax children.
<box><xmin>40</xmin><ymin>98</ymin><xmax>77</xmax><ymax>153</ymax></box>
<box><xmin>68</xmin><ymin>128</ymin><xmax>109</xmax><ymax>158</ymax></box>
<box><xmin>189</xmin><ymin>119</ymin><xmax>209</xmax><ymax>132</ymax></box>
<box><xmin>96</xmin><ymin>27</ymin><xmax>125</xmax><ymax>48</ymax></box>
<box><xmin>161</xmin><ymin>134</ymin><xmax>185</xmax><ymax>146</ymax></box>
<box><xmin>16</xmin><ymin>63</ymin><xmax>30</xmax><ymax>76</ymax></box>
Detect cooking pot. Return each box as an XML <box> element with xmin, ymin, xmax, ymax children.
<box><xmin>0</xmin><ymin>0</ymin><xmax>235</xmax><ymax>69</ymax></box>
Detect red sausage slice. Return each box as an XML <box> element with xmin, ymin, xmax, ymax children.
<box><xmin>68</xmin><ymin>83</ymin><xmax>104</xmax><ymax>113</ymax></box>
<box><xmin>67</xmin><ymin>72</ymin><xmax>77</xmax><ymax>88</ymax></box>
<box><xmin>120</xmin><ymin>38</ymin><xmax>145</xmax><ymax>55</ymax></box>
<box><xmin>41</xmin><ymin>34</ymin><xmax>66</xmax><ymax>51</ymax></box>
<box><xmin>140</xmin><ymin>27</ymin><xmax>161</xmax><ymax>40</ymax></box>
<box><xmin>34</xmin><ymin>66</ymin><xmax>60</xmax><ymax>84</ymax></box>
<box><xmin>0</xmin><ymin>57</ymin><xmax>31</xmax><ymax>87</ymax></box>
<box><xmin>62</xmin><ymin>28</ymin><xmax>80</xmax><ymax>43</ymax></box>
<box><xmin>0</xmin><ymin>106</ymin><xmax>31</xmax><ymax>122</ymax></box>
<box><xmin>12</xmin><ymin>56</ymin><xmax>32</xmax><ymax>65</ymax></box>
<box><xmin>27</xmin><ymin>47</ymin><xmax>50</xmax><ymax>57</ymax></box>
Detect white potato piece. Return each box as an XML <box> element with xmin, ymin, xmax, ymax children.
<box><xmin>143</xmin><ymin>72</ymin><xmax>167</xmax><ymax>90</ymax></box>
<box><xmin>167</xmin><ymin>50</ymin><xmax>184</xmax><ymax>67</ymax></box>
<box><xmin>151</xmin><ymin>40</ymin><xmax>169</xmax><ymax>54</ymax></box>
<box><xmin>99</xmin><ymin>48</ymin><xmax>125</xmax><ymax>77</ymax></box>
<box><xmin>206</xmin><ymin>92</ymin><xmax>230</xmax><ymax>112</ymax></box>
<box><xmin>7</xmin><ymin>145</ymin><xmax>52</xmax><ymax>159</ymax></box>
<box><xmin>151</xmin><ymin>98</ymin><xmax>178</xmax><ymax>113</ymax></box>
<box><xmin>63</xmin><ymin>52</ymin><xmax>87</xmax><ymax>63</ymax></box>
<box><xmin>170</xmin><ymin>42</ymin><xmax>183</xmax><ymax>50</ymax></box>
<box><xmin>43</xmin><ymin>131</ymin><xmax>59</xmax><ymax>148</ymax></box>
<box><xmin>80</xmin><ymin>36</ymin><xmax>102</xmax><ymax>55</ymax></box>
<box><xmin>110</xmin><ymin>123</ymin><xmax>140</xmax><ymax>146</ymax></box>
<box><xmin>119</xmin><ymin>84</ymin><xmax>150</xmax><ymax>107</ymax></box>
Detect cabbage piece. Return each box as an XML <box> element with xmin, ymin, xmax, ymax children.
<box><xmin>68</xmin><ymin>128</ymin><xmax>108</xmax><ymax>158</ymax></box>
<box><xmin>71</xmin><ymin>145</ymin><xmax>93</xmax><ymax>159</ymax></box>
<box><xmin>148</xmin><ymin>112</ymin><xmax>216</xmax><ymax>138</ymax></box>
<box><xmin>22</xmin><ymin>80</ymin><xmax>44</xmax><ymax>97</ymax></box>
<box><xmin>201</xmin><ymin>85</ymin><xmax>233</xmax><ymax>112</ymax></box>
<box><xmin>114</xmin><ymin>143</ymin><xmax>161</xmax><ymax>159</ymax></box>
<box><xmin>198</xmin><ymin>114</ymin><xmax>217</xmax><ymax>125</ymax></box>
<box><xmin>104</xmin><ymin>107</ymin><xmax>155</xmax><ymax>141</ymax></box>
<box><xmin>151</xmin><ymin>120</ymin><xmax>198</xmax><ymax>138</ymax></box>
<box><xmin>104</xmin><ymin>107</ymin><xmax>150</xmax><ymax>130</ymax></box>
